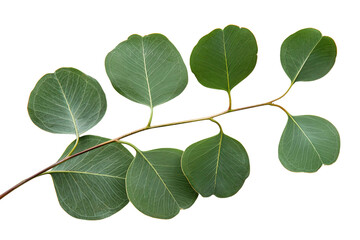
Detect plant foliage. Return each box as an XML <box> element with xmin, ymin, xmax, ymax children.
<box><xmin>28</xmin><ymin>68</ymin><xmax>107</xmax><ymax>136</ymax></box>
<box><xmin>0</xmin><ymin>25</ymin><xmax>340</xmax><ymax>220</ymax></box>
<box><xmin>49</xmin><ymin>135</ymin><xmax>133</xmax><ymax>220</ymax></box>
<box><xmin>105</xmin><ymin>33</ymin><xmax>188</xmax><ymax>124</ymax></box>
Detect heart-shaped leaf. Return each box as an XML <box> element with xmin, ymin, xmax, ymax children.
<box><xmin>181</xmin><ymin>132</ymin><xmax>250</xmax><ymax>198</ymax></box>
<box><xmin>278</xmin><ymin>115</ymin><xmax>340</xmax><ymax>172</ymax></box>
<box><xmin>28</xmin><ymin>68</ymin><xmax>107</xmax><ymax>135</ymax></box>
<box><xmin>126</xmin><ymin>148</ymin><xmax>198</xmax><ymax>219</ymax></box>
<box><xmin>190</xmin><ymin>24</ymin><xmax>257</xmax><ymax>91</ymax></box>
<box><xmin>105</xmin><ymin>34</ymin><xmax>188</xmax><ymax>108</ymax></box>
<box><xmin>281</xmin><ymin>28</ymin><xmax>337</xmax><ymax>83</ymax></box>
<box><xmin>49</xmin><ymin>135</ymin><xmax>133</xmax><ymax>220</ymax></box>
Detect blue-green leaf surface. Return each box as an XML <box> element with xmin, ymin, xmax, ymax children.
<box><xmin>49</xmin><ymin>135</ymin><xmax>133</xmax><ymax>220</ymax></box>
<box><xmin>105</xmin><ymin>34</ymin><xmax>188</xmax><ymax>107</ymax></box>
<box><xmin>190</xmin><ymin>25</ymin><xmax>257</xmax><ymax>91</ymax></box>
<box><xmin>281</xmin><ymin>28</ymin><xmax>336</xmax><ymax>83</ymax></box>
<box><xmin>181</xmin><ymin>132</ymin><xmax>250</xmax><ymax>198</ymax></box>
<box><xmin>28</xmin><ymin>68</ymin><xmax>107</xmax><ymax>135</ymax></box>
<box><xmin>278</xmin><ymin>115</ymin><xmax>340</xmax><ymax>172</ymax></box>
<box><xmin>126</xmin><ymin>148</ymin><xmax>198</xmax><ymax>219</ymax></box>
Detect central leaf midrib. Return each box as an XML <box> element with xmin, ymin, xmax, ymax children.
<box><xmin>289</xmin><ymin>116</ymin><xmax>322</xmax><ymax>162</ymax></box>
<box><xmin>292</xmin><ymin>36</ymin><xmax>323</xmax><ymax>82</ymax></box>
<box><xmin>49</xmin><ymin>170</ymin><xmax>125</xmax><ymax>179</ymax></box>
<box><xmin>214</xmin><ymin>132</ymin><xmax>223</xmax><ymax>192</ymax></box>
<box><xmin>54</xmin><ymin>74</ymin><xmax>79</xmax><ymax>137</ymax></box>
<box><xmin>141</xmin><ymin>38</ymin><xmax>153</xmax><ymax>109</ymax></box>
<box><xmin>221</xmin><ymin>30</ymin><xmax>231</xmax><ymax>92</ymax></box>
<box><xmin>138</xmin><ymin>151</ymin><xmax>181</xmax><ymax>209</ymax></box>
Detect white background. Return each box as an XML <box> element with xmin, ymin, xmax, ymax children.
<box><xmin>0</xmin><ymin>0</ymin><xmax>359</xmax><ymax>239</ymax></box>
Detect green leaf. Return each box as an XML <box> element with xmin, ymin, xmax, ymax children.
<box><xmin>28</xmin><ymin>68</ymin><xmax>107</xmax><ymax>135</ymax></box>
<box><xmin>105</xmin><ymin>34</ymin><xmax>188</xmax><ymax>108</ymax></box>
<box><xmin>181</xmin><ymin>132</ymin><xmax>250</xmax><ymax>198</ymax></box>
<box><xmin>126</xmin><ymin>148</ymin><xmax>198</xmax><ymax>219</ymax></box>
<box><xmin>281</xmin><ymin>28</ymin><xmax>337</xmax><ymax>83</ymax></box>
<box><xmin>49</xmin><ymin>135</ymin><xmax>133</xmax><ymax>220</ymax></box>
<box><xmin>278</xmin><ymin>115</ymin><xmax>340</xmax><ymax>172</ymax></box>
<box><xmin>190</xmin><ymin>24</ymin><xmax>257</xmax><ymax>91</ymax></box>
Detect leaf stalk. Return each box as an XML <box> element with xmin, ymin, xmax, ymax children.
<box><xmin>146</xmin><ymin>107</ymin><xmax>154</xmax><ymax>128</ymax></box>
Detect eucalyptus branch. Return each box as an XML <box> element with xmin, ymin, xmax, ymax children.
<box><xmin>0</xmin><ymin>25</ymin><xmax>340</xmax><ymax>220</ymax></box>
<box><xmin>0</xmin><ymin>84</ymin><xmax>291</xmax><ymax>200</ymax></box>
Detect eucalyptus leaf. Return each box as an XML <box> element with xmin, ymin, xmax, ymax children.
<box><xmin>181</xmin><ymin>132</ymin><xmax>250</xmax><ymax>198</ymax></box>
<box><xmin>105</xmin><ymin>34</ymin><xmax>188</xmax><ymax>108</ymax></box>
<box><xmin>278</xmin><ymin>115</ymin><xmax>340</xmax><ymax>172</ymax></box>
<box><xmin>49</xmin><ymin>135</ymin><xmax>133</xmax><ymax>220</ymax></box>
<box><xmin>28</xmin><ymin>68</ymin><xmax>107</xmax><ymax>135</ymax></box>
<box><xmin>126</xmin><ymin>148</ymin><xmax>198</xmax><ymax>219</ymax></box>
<box><xmin>281</xmin><ymin>28</ymin><xmax>337</xmax><ymax>83</ymax></box>
<box><xmin>190</xmin><ymin>24</ymin><xmax>257</xmax><ymax>91</ymax></box>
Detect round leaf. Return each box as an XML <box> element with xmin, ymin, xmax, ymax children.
<box><xmin>281</xmin><ymin>28</ymin><xmax>337</xmax><ymax>83</ymax></box>
<box><xmin>126</xmin><ymin>148</ymin><xmax>198</xmax><ymax>219</ymax></box>
<box><xmin>181</xmin><ymin>132</ymin><xmax>250</xmax><ymax>198</ymax></box>
<box><xmin>190</xmin><ymin>25</ymin><xmax>257</xmax><ymax>91</ymax></box>
<box><xmin>28</xmin><ymin>68</ymin><xmax>107</xmax><ymax>135</ymax></box>
<box><xmin>105</xmin><ymin>34</ymin><xmax>188</xmax><ymax>107</ymax></box>
<box><xmin>278</xmin><ymin>115</ymin><xmax>340</xmax><ymax>172</ymax></box>
<box><xmin>49</xmin><ymin>135</ymin><xmax>133</xmax><ymax>220</ymax></box>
